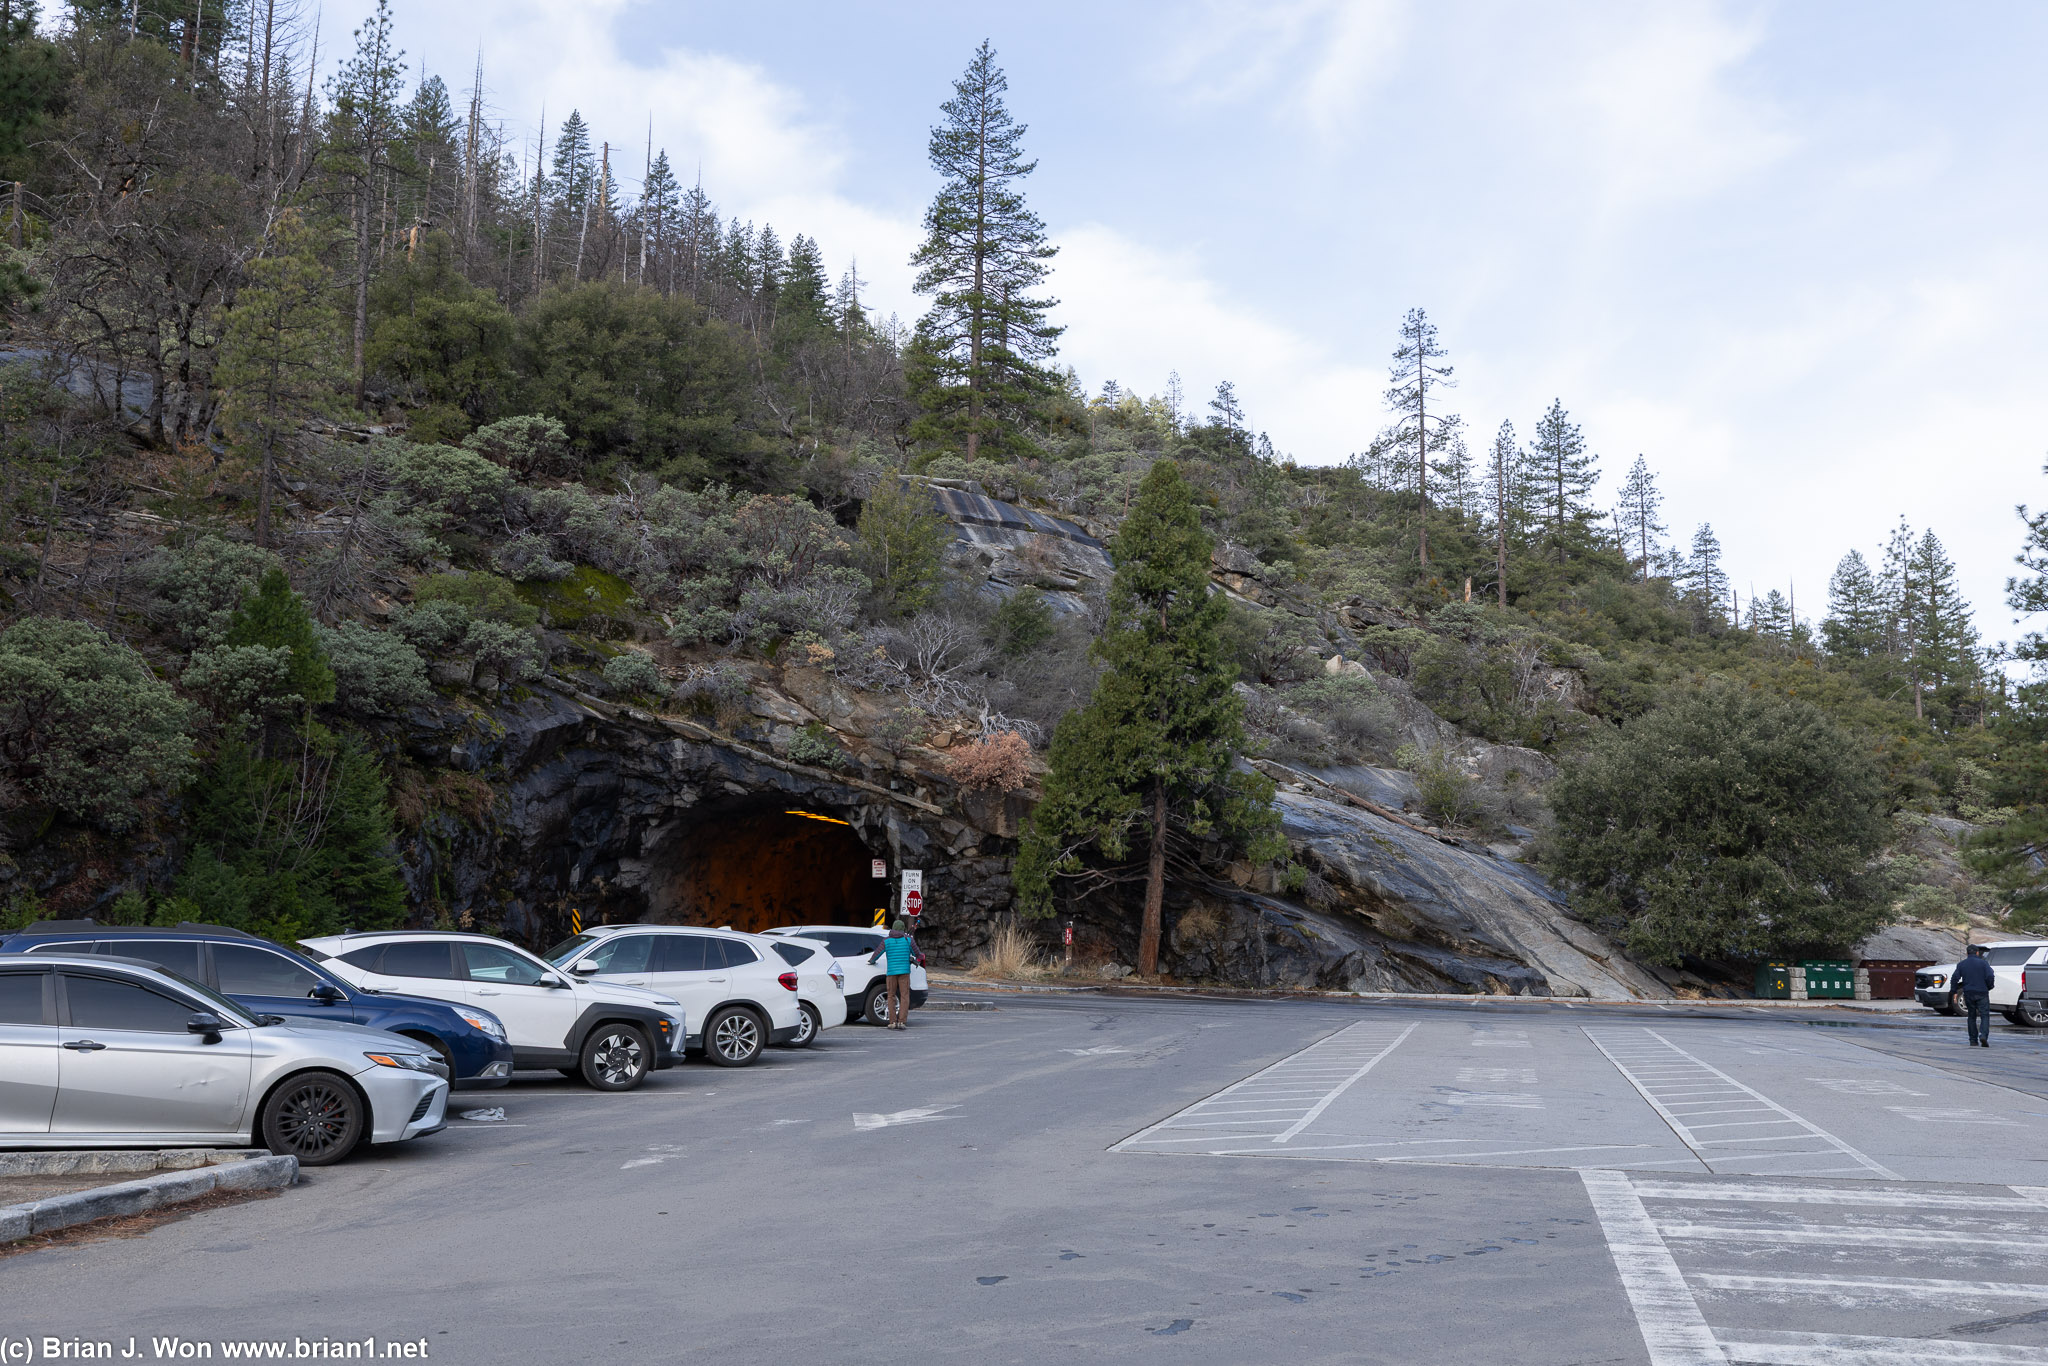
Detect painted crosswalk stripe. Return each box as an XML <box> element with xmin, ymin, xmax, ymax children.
<box><xmin>1579</xmin><ymin>1169</ymin><xmax>1724</xmax><ymax>1366</ymax></box>
<box><xmin>1712</xmin><ymin>1329</ymin><xmax>2048</xmax><ymax>1363</ymax></box>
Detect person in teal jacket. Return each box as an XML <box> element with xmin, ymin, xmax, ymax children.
<box><xmin>867</xmin><ymin>917</ymin><xmax>917</xmax><ymax>1028</ymax></box>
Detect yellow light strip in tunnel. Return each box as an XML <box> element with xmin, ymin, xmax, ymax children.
<box><xmin>783</xmin><ymin>810</ymin><xmax>851</xmax><ymax>826</ymax></box>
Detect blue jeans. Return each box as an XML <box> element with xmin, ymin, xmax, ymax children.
<box><xmin>1965</xmin><ymin>991</ymin><xmax>1992</xmax><ymax>1043</ymax></box>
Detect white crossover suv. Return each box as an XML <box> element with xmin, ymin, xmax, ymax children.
<box><xmin>301</xmin><ymin>932</ymin><xmax>684</xmax><ymax>1090</ymax></box>
<box><xmin>542</xmin><ymin>925</ymin><xmax>807</xmax><ymax>1065</ymax></box>
<box><xmin>757</xmin><ymin>934</ymin><xmax>849</xmax><ymax>1047</ymax></box>
<box><xmin>0</xmin><ymin>952</ymin><xmax>447</xmax><ymax>1165</ymax></box>
<box><xmin>764</xmin><ymin>925</ymin><xmax>929</xmax><ymax>1026</ymax></box>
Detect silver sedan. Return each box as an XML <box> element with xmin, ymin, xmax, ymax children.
<box><xmin>0</xmin><ymin>953</ymin><xmax>448</xmax><ymax>1166</ymax></box>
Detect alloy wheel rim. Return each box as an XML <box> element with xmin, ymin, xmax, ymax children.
<box><xmin>280</xmin><ymin>1083</ymin><xmax>350</xmax><ymax>1156</ymax></box>
<box><xmin>593</xmin><ymin>1031</ymin><xmax>644</xmax><ymax>1085</ymax></box>
<box><xmin>715</xmin><ymin>1014</ymin><xmax>758</xmax><ymax>1058</ymax></box>
<box><xmin>794</xmin><ymin>1008</ymin><xmax>815</xmax><ymax>1044</ymax></box>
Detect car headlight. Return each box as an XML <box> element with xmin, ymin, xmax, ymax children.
<box><xmin>365</xmin><ymin>1051</ymin><xmax>438</xmax><ymax>1072</ymax></box>
<box><xmin>458</xmin><ymin>1010</ymin><xmax>508</xmax><ymax>1041</ymax></box>
<box><xmin>1928</xmin><ymin>975</ymin><xmax>1946</xmax><ymax>987</ymax></box>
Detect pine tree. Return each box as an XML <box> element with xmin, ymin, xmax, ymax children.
<box><xmin>1530</xmin><ymin>398</ymin><xmax>1599</xmax><ymax>563</ymax></box>
<box><xmin>0</xmin><ymin>0</ymin><xmax>63</xmax><ymax>179</ymax></box>
<box><xmin>1878</xmin><ymin>517</ymin><xmax>1917</xmax><ymax>663</ymax></box>
<box><xmin>1483</xmin><ymin>420</ymin><xmax>1520</xmax><ymax>606</ymax></box>
<box><xmin>1016</xmin><ymin>461</ymin><xmax>1282</xmax><ymax>974</ymax></box>
<box><xmin>1822</xmin><ymin>550</ymin><xmax>1886</xmax><ymax>659</ymax></box>
<box><xmin>1429</xmin><ymin>430</ymin><xmax>1475</xmax><ymax>521</ymax></box>
<box><xmin>1208</xmin><ymin>380</ymin><xmax>1245</xmax><ymax>434</ymax></box>
<box><xmin>1688</xmin><ymin>523</ymin><xmax>1730</xmax><ymax>627</ymax></box>
<box><xmin>638</xmin><ymin>150</ymin><xmax>680</xmax><ymax>288</ymax></box>
<box><xmin>216</xmin><ymin>210</ymin><xmax>344</xmax><ymax>547</ymax></box>
<box><xmin>1904</xmin><ymin>529</ymin><xmax>1978</xmax><ymax>723</ymax></box>
<box><xmin>780</xmin><ymin>234</ymin><xmax>830</xmax><ymax>334</ymax></box>
<box><xmin>908</xmin><ymin>41</ymin><xmax>1061</xmax><ymax>460</ymax></box>
<box><xmin>1969</xmin><ymin>467</ymin><xmax>2048</xmax><ymax>923</ymax></box>
<box><xmin>1614</xmin><ymin>455</ymin><xmax>1666</xmax><ymax>581</ymax></box>
<box><xmin>1754</xmin><ymin>589</ymin><xmax>1794</xmax><ymax>640</ymax></box>
<box><xmin>224</xmin><ymin>568</ymin><xmax>338</xmax><ymax>714</ymax></box>
<box><xmin>1382</xmin><ymin>308</ymin><xmax>1457</xmax><ymax>565</ymax></box>
<box><xmin>322</xmin><ymin>0</ymin><xmax>406</xmax><ymax>405</ymax></box>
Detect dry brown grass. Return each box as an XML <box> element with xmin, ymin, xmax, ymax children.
<box><xmin>969</xmin><ymin>922</ymin><xmax>1057</xmax><ymax>982</ymax></box>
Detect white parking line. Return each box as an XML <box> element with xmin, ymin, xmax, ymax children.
<box><xmin>1271</xmin><ymin>1023</ymin><xmax>1416</xmax><ymax>1143</ymax></box>
<box><xmin>1712</xmin><ymin>1330</ymin><xmax>2048</xmax><ymax>1364</ymax></box>
<box><xmin>1694</xmin><ymin>1272</ymin><xmax>2048</xmax><ymax>1301</ymax></box>
<box><xmin>1579</xmin><ymin>1169</ymin><xmax>1723</xmax><ymax>1366</ymax></box>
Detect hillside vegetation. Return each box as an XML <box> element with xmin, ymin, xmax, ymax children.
<box><xmin>0</xmin><ymin>6</ymin><xmax>2041</xmax><ymax>977</ymax></box>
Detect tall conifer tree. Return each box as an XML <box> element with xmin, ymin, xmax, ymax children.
<box><xmin>1017</xmin><ymin>462</ymin><xmax>1281</xmax><ymax>974</ymax></box>
<box><xmin>908</xmin><ymin>41</ymin><xmax>1061</xmax><ymax>459</ymax></box>
<box><xmin>1615</xmin><ymin>455</ymin><xmax>1666</xmax><ymax>581</ymax></box>
<box><xmin>1383</xmin><ymin>308</ymin><xmax>1457</xmax><ymax>565</ymax></box>
<box><xmin>1530</xmin><ymin>398</ymin><xmax>1598</xmax><ymax>563</ymax></box>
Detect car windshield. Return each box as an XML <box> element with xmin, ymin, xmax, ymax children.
<box><xmin>544</xmin><ymin>933</ymin><xmax>608</xmax><ymax>966</ymax></box>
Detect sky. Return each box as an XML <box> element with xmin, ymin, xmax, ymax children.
<box><xmin>305</xmin><ymin>0</ymin><xmax>2048</xmax><ymax>646</ymax></box>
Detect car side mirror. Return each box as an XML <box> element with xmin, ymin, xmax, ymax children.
<box><xmin>568</xmin><ymin>962</ymin><xmax>600</xmax><ymax>975</ymax></box>
<box><xmin>542</xmin><ymin>975</ymin><xmax>572</xmax><ymax>989</ymax></box>
<box><xmin>310</xmin><ymin>982</ymin><xmax>346</xmax><ymax>1004</ymax></box>
<box><xmin>187</xmin><ymin>1011</ymin><xmax>225</xmax><ymax>1042</ymax></box>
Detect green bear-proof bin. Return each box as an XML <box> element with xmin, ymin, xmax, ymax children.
<box><xmin>1754</xmin><ymin>963</ymin><xmax>1792</xmax><ymax>999</ymax></box>
<box><xmin>1800</xmin><ymin>959</ymin><xmax>1855</xmax><ymax>999</ymax></box>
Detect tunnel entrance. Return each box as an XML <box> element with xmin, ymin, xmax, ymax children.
<box><xmin>661</xmin><ymin>807</ymin><xmax>886</xmax><ymax>934</ymax></box>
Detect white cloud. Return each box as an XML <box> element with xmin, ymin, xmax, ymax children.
<box><xmin>1154</xmin><ymin>0</ymin><xmax>1410</xmax><ymax>136</ymax></box>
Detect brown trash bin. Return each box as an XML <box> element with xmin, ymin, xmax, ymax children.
<box><xmin>1859</xmin><ymin>959</ymin><xmax>1923</xmax><ymax>999</ymax></box>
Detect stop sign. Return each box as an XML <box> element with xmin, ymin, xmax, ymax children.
<box><xmin>905</xmin><ymin>889</ymin><xmax>923</xmax><ymax>915</ymax></box>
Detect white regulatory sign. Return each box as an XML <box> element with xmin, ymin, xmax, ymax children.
<box><xmin>901</xmin><ymin>869</ymin><xmax>923</xmax><ymax>894</ymax></box>
<box><xmin>871</xmin><ymin>859</ymin><xmax>886</xmax><ymax>879</ymax></box>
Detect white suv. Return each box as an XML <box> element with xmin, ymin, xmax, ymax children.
<box><xmin>301</xmin><ymin>932</ymin><xmax>684</xmax><ymax>1090</ymax></box>
<box><xmin>765</xmin><ymin>925</ymin><xmax>929</xmax><ymax>1026</ymax></box>
<box><xmin>758</xmin><ymin>934</ymin><xmax>850</xmax><ymax>1046</ymax></box>
<box><xmin>1914</xmin><ymin>939</ymin><xmax>2048</xmax><ymax>1024</ymax></box>
<box><xmin>542</xmin><ymin>926</ymin><xmax>806</xmax><ymax>1065</ymax></box>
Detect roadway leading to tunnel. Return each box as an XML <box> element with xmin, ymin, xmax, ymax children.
<box><xmin>7</xmin><ymin>994</ymin><xmax>2048</xmax><ymax>1365</ymax></box>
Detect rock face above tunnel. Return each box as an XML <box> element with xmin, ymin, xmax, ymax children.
<box><xmin>382</xmin><ymin>674</ymin><xmax>1657</xmax><ymax>999</ymax></box>
<box><xmin>390</xmin><ymin>687</ymin><xmax>1011</xmax><ymax>962</ymax></box>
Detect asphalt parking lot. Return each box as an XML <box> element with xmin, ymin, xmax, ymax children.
<box><xmin>10</xmin><ymin>993</ymin><xmax>2048</xmax><ymax>1365</ymax></box>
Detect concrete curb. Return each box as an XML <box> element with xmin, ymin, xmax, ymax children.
<box><xmin>0</xmin><ymin>1150</ymin><xmax>297</xmax><ymax>1244</ymax></box>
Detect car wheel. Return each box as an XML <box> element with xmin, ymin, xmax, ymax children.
<box><xmin>785</xmin><ymin>1002</ymin><xmax>819</xmax><ymax>1048</ymax></box>
<box><xmin>1940</xmin><ymin>991</ymin><xmax>1962</xmax><ymax>1017</ymax></box>
<box><xmin>2019</xmin><ymin>998</ymin><xmax>2048</xmax><ymax>1028</ymax></box>
<box><xmin>864</xmin><ymin>982</ymin><xmax>892</xmax><ymax>1027</ymax></box>
<box><xmin>579</xmin><ymin>1023</ymin><xmax>652</xmax><ymax>1091</ymax></box>
<box><xmin>704</xmin><ymin>1006</ymin><xmax>764</xmax><ymax>1066</ymax></box>
<box><xmin>261</xmin><ymin>1072</ymin><xmax>364</xmax><ymax>1166</ymax></box>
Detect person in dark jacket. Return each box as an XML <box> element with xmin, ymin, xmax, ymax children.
<box><xmin>1955</xmin><ymin>946</ymin><xmax>1996</xmax><ymax>1047</ymax></box>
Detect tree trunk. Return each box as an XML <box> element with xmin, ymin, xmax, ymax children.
<box><xmin>1138</xmin><ymin>779</ymin><xmax>1166</xmax><ymax>977</ymax></box>
<box><xmin>353</xmin><ymin>185</ymin><xmax>371</xmax><ymax>405</ymax></box>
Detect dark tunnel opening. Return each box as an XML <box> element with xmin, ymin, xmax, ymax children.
<box><xmin>656</xmin><ymin>807</ymin><xmax>888</xmax><ymax>934</ymax></box>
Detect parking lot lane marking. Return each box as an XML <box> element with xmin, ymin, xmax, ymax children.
<box><xmin>1712</xmin><ymin>1329</ymin><xmax>2048</xmax><ymax>1364</ymax></box>
<box><xmin>1583</xmin><ymin>1027</ymin><xmax>1900</xmax><ymax>1180</ymax></box>
<box><xmin>2010</xmin><ymin>1186</ymin><xmax>2048</xmax><ymax>1209</ymax></box>
<box><xmin>1384</xmin><ymin>1143</ymin><xmax>1654</xmax><ymax>1162</ymax></box>
<box><xmin>852</xmin><ymin>1105</ymin><xmax>960</xmax><ymax>1131</ymax></box>
<box><xmin>1578</xmin><ymin>1169</ymin><xmax>1724</xmax><ymax>1366</ymax></box>
<box><xmin>1693</xmin><ymin>1272</ymin><xmax>2048</xmax><ymax>1302</ymax></box>
<box><xmin>1270</xmin><ymin>1022</ymin><xmax>1418</xmax><ymax>1143</ymax></box>
<box><xmin>1634</xmin><ymin>1184</ymin><xmax>2014</xmax><ymax>1211</ymax></box>
<box><xmin>1655</xmin><ymin>1223</ymin><xmax>2048</xmax><ymax>1252</ymax></box>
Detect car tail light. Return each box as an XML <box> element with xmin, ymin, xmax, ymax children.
<box><xmin>778</xmin><ymin>972</ymin><xmax>799</xmax><ymax>991</ymax></box>
<box><xmin>912</xmin><ymin>952</ymin><xmax>926</xmax><ymax>967</ymax></box>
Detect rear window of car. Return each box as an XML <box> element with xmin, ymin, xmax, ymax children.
<box><xmin>817</xmin><ymin>931</ymin><xmax>880</xmax><ymax>958</ymax></box>
<box><xmin>215</xmin><ymin>944</ymin><xmax>323</xmax><ymax>997</ymax></box>
<box><xmin>714</xmin><ymin>939</ymin><xmax>759</xmax><ymax>967</ymax></box>
<box><xmin>0</xmin><ymin>972</ymin><xmax>47</xmax><ymax>1025</ymax></box>
<box><xmin>62</xmin><ymin>974</ymin><xmax>195</xmax><ymax>1032</ymax></box>
<box><xmin>770</xmin><ymin>941</ymin><xmax>818</xmax><ymax>966</ymax></box>
<box><xmin>1984</xmin><ymin>947</ymin><xmax>2041</xmax><ymax>966</ymax></box>
<box><xmin>104</xmin><ymin>939</ymin><xmax>204</xmax><ymax>984</ymax></box>
<box><xmin>361</xmin><ymin>941</ymin><xmax>460</xmax><ymax>979</ymax></box>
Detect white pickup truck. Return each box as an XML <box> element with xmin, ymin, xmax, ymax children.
<box><xmin>1917</xmin><ymin>939</ymin><xmax>2048</xmax><ymax>1026</ymax></box>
